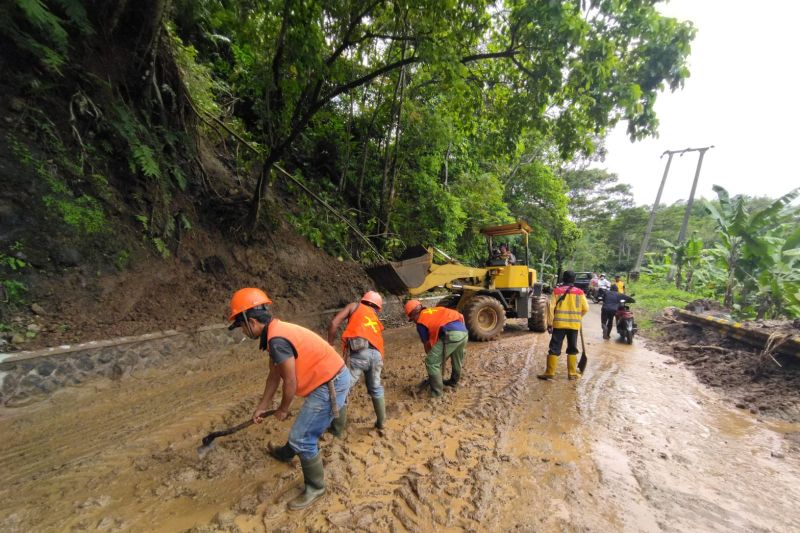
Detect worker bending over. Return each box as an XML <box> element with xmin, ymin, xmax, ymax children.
<box><xmin>327</xmin><ymin>291</ymin><xmax>387</xmax><ymax>432</ymax></box>
<box><xmin>228</xmin><ymin>288</ymin><xmax>350</xmax><ymax>510</ymax></box>
<box><xmin>405</xmin><ymin>300</ymin><xmax>468</xmax><ymax>397</ymax></box>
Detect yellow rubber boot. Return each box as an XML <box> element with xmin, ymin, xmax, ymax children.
<box><xmin>567</xmin><ymin>354</ymin><xmax>580</xmax><ymax>380</ymax></box>
<box><xmin>537</xmin><ymin>355</ymin><xmax>558</xmax><ymax>380</ymax></box>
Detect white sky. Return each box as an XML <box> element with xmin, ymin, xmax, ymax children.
<box><xmin>598</xmin><ymin>0</ymin><xmax>800</xmax><ymax>205</ymax></box>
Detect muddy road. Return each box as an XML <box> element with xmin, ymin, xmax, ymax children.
<box><xmin>2</xmin><ymin>307</ymin><xmax>800</xmax><ymax>532</ymax></box>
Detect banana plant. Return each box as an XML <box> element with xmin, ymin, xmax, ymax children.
<box><xmin>704</xmin><ymin>185</ymin><xmax>800</xmax><ymax>317</ymax></box>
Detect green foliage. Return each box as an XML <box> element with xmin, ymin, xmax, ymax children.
<box><xmin>627</xmin><ymin>274</ymin><xmax>704</xmax><ymax>331</ymax></box>
<box><xmin>9</xmin><ymin>133</ymin><xmax>107</xmax><ymax>235</ymax></box>
<box><xmin>1</xmin><ymin>244</ymin><xmax>29</xmax><ymax>306</ymax></box>
<box><xmin>702</xmin><ymin>185</ymin><xmax>800</xmax><ymax>319</ymax></box>
<box><xmin>0</xmin><ymin>0</ymin><xmax>93</xmax><ymax>72</ymax></box>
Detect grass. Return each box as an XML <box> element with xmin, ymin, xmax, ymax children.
<box><xmin>626</xmin><ymin>274</ymin><xmax>705</xmax><ymax>331</ymax></box>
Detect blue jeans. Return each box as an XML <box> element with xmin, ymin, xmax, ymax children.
<box><xmin>348</xmin><ymin>347</ymin><xmax>384</xmax><ymax>398</ymax></box>
<box><xmin>288</xmin><ymin>366</ymin><xmax>350</xmax><ymax>460</ymax></box>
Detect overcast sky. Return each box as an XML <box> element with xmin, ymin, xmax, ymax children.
<box><xmin>598</xmin><ymin>0</ymin><xmax>800</xmax><ymax>206</ymax></box>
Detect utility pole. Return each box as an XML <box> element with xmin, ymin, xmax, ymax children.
<box><xmin>632</xmin><ymin>151</ymin><xmax>675</xmax><ymax>274</ymax></box>
<box><xmin>632</xmin><ymin>146</ymin><xmax>714</xmax><ymax>276</ymax></box>
<box><xmin>676</xmin><ymin>146</ymin><xmax>714</xmax><ymax>245</ymax></box>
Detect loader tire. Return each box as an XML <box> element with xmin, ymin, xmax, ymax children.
<box><xmin>528</xmin><ymin>295</ymin><xmax>548</xmax><ymax>333</ymax></box>
<box><xmin>464</xmin><ymin>295</ymin><xmax>505</xmax><ymax>341</ymax></box>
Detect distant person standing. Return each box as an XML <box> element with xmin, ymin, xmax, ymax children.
<box><xmin>538</xmin><ymin>271</ymin><xmax>589</xmax><ymax>380</ymax></box>
<box><xmin>614</xmin><ymin>275</ymin><xmax>625</xmax><ymax>294</ymax></box>
<box><xmin>327</xmin><ymin>291</ymin><xmax>387</xmax><ymax>431</ymax></box>
<box><xmin>405</xmin><ymin>300</ymin><xmax>468</xmax><ymax>396</ymax></box>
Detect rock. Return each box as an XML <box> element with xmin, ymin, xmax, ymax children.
<box><xmin>658</xmin><ymin>452</ymin><xmax>669</xmax><ymax>460</ymax></box>
<box><xmin>213</xmin><ymin>510</ymin><xmax>236</xmax><ymax>527</ymax></box>
<box><xmin>52</xmin><ymin>247</ymin><xmax>81</xmax><ymax>267</ymax></box>
<box><xmin>75</xmin><ymin>357</ymin><xmax>94</xmax><ymax>371</ymax></box>
<box><xmin>30</xmin><ymin>303</ymin><xmax>46</xmax><ymax>315</ymax></box>
<box><xmin>27</xmin><ymin>323</ymin><xmax>41</xmax><ymax>333</ymax></box>
<box><xmin>771</xmin><ymin>451</ymin><xmax>785</xmax><ymax>459</ymax></box>
<box><xmin>36</xmin><ymin>360</ymin><xmax>56</xmax><ymax>376</ymax></box>
<box><xmin>10</xmin><ymin>333</ymin><xmax>26</xmax><ymax>345</ymax></box>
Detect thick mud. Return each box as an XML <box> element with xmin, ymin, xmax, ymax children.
<box><xmin>2</xmin><ymin>308</ymin><xmax>800</xmax><ymax>532</ymax></box>
<box><xmin>649</xmin><ymin>311</ymin><xmax>800</xmax><ymax>423</ymax></box>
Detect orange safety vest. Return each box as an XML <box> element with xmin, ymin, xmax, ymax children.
<box><xmin>341</xmin><ymin>303</ymin><xmax>385</xmax><ymax>357</ymax></box>
<box><xmin>267</xmin><ymin>319</ymin><xmax>344</xmax><ymax>397</ymax></box>
<box><xmin>415</xmin><ymin>307</ymin><xmax>465</xmax><ymax>351</ymax></box>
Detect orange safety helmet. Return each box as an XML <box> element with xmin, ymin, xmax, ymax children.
<box><xmin>404</xmin><ymin>299</ymin><xmax>422</xmax><ymax>318</ymax></box>
<box><xmin>360</xmin><ymin>290</ymin><xmax>383</xmax><ymax>311</ymax></box>
<box><xmin>228</xmin><ymin>288</ymin><xmax>273</xmax><ymax>321</ymax></box>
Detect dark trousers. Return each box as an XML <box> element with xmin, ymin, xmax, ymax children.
<box><xmin>601</xmin><ymin>309</ymin><xmax>616</xmax><ymax>332</ymax></box>
<box><xmin>548</xmin><ymin>328</ymin><xmax>579</xmax><ymax>355</ymax></box>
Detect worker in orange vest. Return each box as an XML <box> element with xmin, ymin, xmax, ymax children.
<box><xmin>405</xmin><ymin>300</ymin><xmax>468</xmax><ymax>397</ymax></box>
<box><xmin>327</xmin><ymin>290</ymin><xmax>387</xmax><ymax>432</ymax></box>
<box><xmin>228</xmin><ymin>288</ymin><xmax>350</xmax><ymax>510</ymax></box>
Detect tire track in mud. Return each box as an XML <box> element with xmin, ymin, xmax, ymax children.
<box><xmin>0</xmin><ymin>326</ymin><xmax>552</xmax><ymax>532</ymax></box>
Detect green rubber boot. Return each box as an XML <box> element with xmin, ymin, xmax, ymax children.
<box><xmin>328</xmin><ymin>405</ymin><xmax>347</xmax><ymax>437</ymax></box>
<box><xmin>429</xmin><ymin>372</ymin><xmax>444</xmax><ymax>397</ymax></box>
<box><xmin>268</xmin><ymin>441</ymin><xmax>296</xmax><ymax>463</ymax></box>
<box><xmin>288</xmin><ymin>453</ymin><xmax>326</xmax><ymax>510</ymax></box>
<box><xmin>372</xmin><ymin>396</ymin><xmax>386</xmax><ymax>429</ymax></box>
<box><xmin>537</xmin><ymin>355</ymin><xmax>558</xmax><ymax>380</ymax></box>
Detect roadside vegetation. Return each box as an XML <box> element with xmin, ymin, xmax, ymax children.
<box><xmin>625</xmin><ymin>274</ymin><xmax>702</xmax><ymax>332</ymax></box>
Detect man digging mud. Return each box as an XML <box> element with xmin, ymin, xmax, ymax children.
<box><xmin>538</xmin><ymin>270</ymin><xmax>589</xmax><ymax>380</ymax></box>
<box><xmin>405</xmin><ymin>300</ymin><xmax>468</xmax><ymax>397</ymax></box>
<box><xmin>227</xmin><ymin>288</ymin><xmax>350</xmax><ymax>510</ymax></box>
<box><xmin>326</xmin><ymin>291</ymin><xmax>387</xmax><ymax>433</ymax></box>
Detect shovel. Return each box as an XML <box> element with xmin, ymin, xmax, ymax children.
<box><xmin>578</xmin><ymin>327</ymin><xmax>588</xmax><ymax>373</ymax></box>
<box><xmin>197</xmin><ymin>409</ymin><xmax>277</xmax><ymax>458</ymax></box>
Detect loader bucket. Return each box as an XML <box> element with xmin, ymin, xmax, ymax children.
<box><xmin>366</xmin><ymin>246</ymin><xmax>431</xmax><ymax>295</ymax></box>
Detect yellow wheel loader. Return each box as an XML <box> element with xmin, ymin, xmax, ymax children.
<box><xmin>367</xmin><ymin>221</ymin><xmax>549</xmax><ymax>341</ymax></box>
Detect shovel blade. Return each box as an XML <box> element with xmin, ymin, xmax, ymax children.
<box><xmin>578</xmin><ymin>353</ymin><xmax>587</xmax><ymax>373</ymax></box>
<box><xmin>196</xmin><ymin>441</ymin><xmax>215</xmax><ymax>459</ymax></box>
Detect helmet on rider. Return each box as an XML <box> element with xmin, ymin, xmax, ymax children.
<box><xmin>360</xmin><ymin>290</ymin><xmax>383</xmax><ymax>311</ymax></box>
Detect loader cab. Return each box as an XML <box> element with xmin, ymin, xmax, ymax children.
<box><xmin>482</xmin><ymin>221</ymin><xmax>532</xmax><ymax>268</ymax></box>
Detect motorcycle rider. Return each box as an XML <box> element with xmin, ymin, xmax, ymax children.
<box><xmin>596</xmin><ymin>274</ymin><xmax>611</xmax><ymax>302</ymax></box>
<box><xmin>600</xmin><ymin>285</ymin><xmax>636</xmax><ymax>339</ymax></box>
<box><xmin>588</xmin><ymin>273</ymin><xmax>599</xmax><ymax>300</ymax></box>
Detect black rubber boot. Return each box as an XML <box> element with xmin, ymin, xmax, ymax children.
<box><xmin>443</xmin><ymin>370</ymin><xmax>461</xmax><ymax>387</ymax></box>
<box><xmin>268</xmin><ymin>441</ymin><xmax>297</xmax><ymax>463</ymax></box>
<box><xmin>288</xmin><ymin>453</ymin><xmax>326</xmax><ymax>510</ymax></box>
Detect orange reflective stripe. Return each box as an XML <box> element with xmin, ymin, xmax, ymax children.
<box><xmin>267</xmin><ymin>319</ymin><xmax>344</xmax><ymax>397</ymax></box>
<box><xmin>342</xmin><ymin>303</ymin><xmax>385</xmax><ymax>357</ymax></box>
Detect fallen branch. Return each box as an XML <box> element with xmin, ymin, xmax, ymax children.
<box><xmin>689</xmin><ymin>345</ymin><xmax>729</xmax><ymax>353</ymax></box>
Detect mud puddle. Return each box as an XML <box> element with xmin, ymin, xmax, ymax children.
<box><xmin>2</xmin><ymin>309</ymin><xmax>800</xmax><ymax>531</ymax></box>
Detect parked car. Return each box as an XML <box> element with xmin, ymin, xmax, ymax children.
<box><xmin>573</xmin><ymin>272</ymin><xmax>593</xmax><ymax>292</ymax></box>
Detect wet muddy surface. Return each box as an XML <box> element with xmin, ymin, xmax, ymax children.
<box><xmin>2</xmin><ymin>307</ymin><xmax>800</xmax><ymax>532</ymax></box>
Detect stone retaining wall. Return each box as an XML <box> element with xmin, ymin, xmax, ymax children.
<box><xmin>0</xmin><ymin>295</ymin><xmax>438</xmax><ymax>407</ymax></box>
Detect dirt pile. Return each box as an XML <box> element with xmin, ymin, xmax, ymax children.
<box><xmin>1</xmin><ymin>221</ymin><xmax>373</xmax><ymax>352</ymax></box>
<box><xmin>647</xmin><ymin>309</ymin><xmax>800</xmax><ymax>423</ymax></box>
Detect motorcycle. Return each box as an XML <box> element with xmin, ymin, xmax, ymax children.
<box><xmin>592</xmin><ymin>287</ymin><xmax>607</xmax><ymax>304</ymax></box>
<box><xmin>614</xmin><ymin>298</ymin><xmax>637</xmax><ymax>344</ymax></box>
